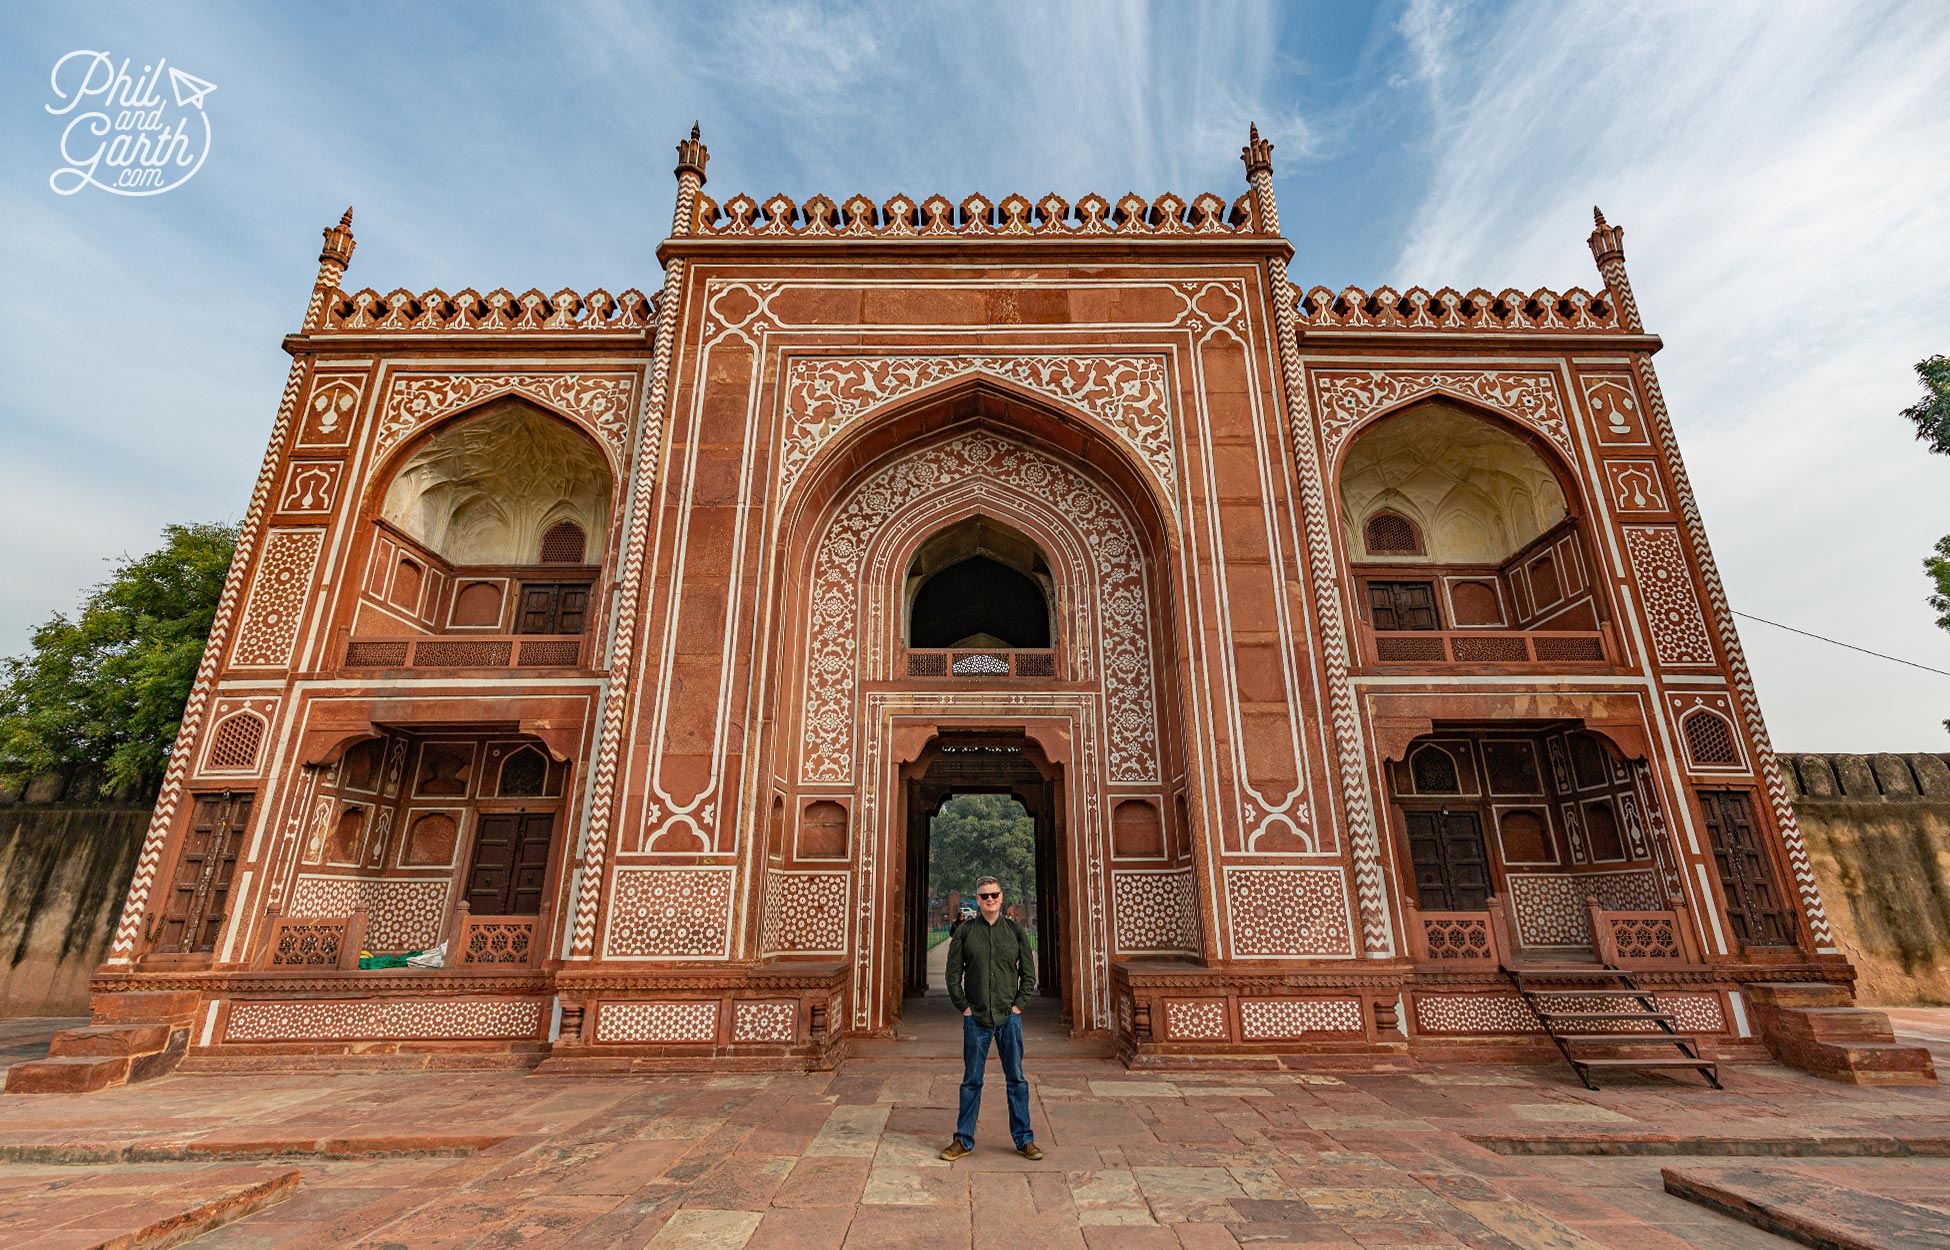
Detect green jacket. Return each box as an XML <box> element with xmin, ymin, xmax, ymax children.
<box><xmin>946</xmin><ymin>915</ymin><xmax>1035</xmax><ymax>1026</ymax></box>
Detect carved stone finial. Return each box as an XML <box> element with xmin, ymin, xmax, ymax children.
<box><xmin>675</xmin><ymin>122</ymin><xmax>709</xmax><ymax>184</ymax></box>
<box><xmin>1588</xmin><ymin>204</ymin><xmax>1626</xmax><ymax>267</ymax></box>
<box><xmin>318</xmin><ymin>204</ymin><xmax>356</xmax><ymax>271</ymax></box>
<box><xmin>1241</xmin><ymin>121</ymin><xmax>1275</xmax><ymax>177</ymax></box>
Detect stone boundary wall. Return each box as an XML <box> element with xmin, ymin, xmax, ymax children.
<box><xmin>2</xmin><ymin>755</ymin><xmax>1948</xmax><ymax>1015</ymax></box>
<box><xmin>1779</xmin><ymin>752</ymin><xmax>1950</xmax><ymax>1005</ymax></box>
<box><xmin>0</xmin><ymin>773</ymin><xmax>152</xmax><ymax>1017</ymax></box>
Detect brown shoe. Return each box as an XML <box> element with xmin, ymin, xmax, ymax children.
<box><xmin>1016</xmin><ymin>1141</ymin><xmax>1044</xmax><ymax>1160</ymax></box>
<box><xmin>939</xmin><ymin>1138</ymin><xmax>972</xmax><ymax>1161</ymax></box>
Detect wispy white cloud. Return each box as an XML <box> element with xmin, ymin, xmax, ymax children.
<box><xmin>0</xmin><ymin>1</ymin><xmax>1321</xmax><ymax>667</ymax></box>
<box><xmin>1391</xmin><ymin>1</ymin><xmax>1950</xmax><ymax>749</ymax></box>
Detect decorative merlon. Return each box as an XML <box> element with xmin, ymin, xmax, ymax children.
<box><xmin>310</xmin><ymin>285</ymin><xmax>656</xmax><ymax>334</ymax></box>
<box><xmin>690</xmin><ymin>189</ymin><xmax>1265</xmax><ymax>238</ymax></box>
<box><xmin>1295</xmin><ymin>283</ymin><xmax>1630</xmax><ymax>334</ymax></box>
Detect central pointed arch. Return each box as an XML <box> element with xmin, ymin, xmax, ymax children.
<box><xmin>757</xmin><ymin>382</ymin><xmax>1196</xmax><ymax>1036</ymax></box>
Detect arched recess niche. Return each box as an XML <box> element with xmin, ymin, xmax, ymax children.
<box><xmin>379</xmin><ymin>400</ymin><xmax>613</xmax><ymax>566</ymax></box>
<box><xmin>345</xmin><ymin>399</ymin><xmax>618</xmax><ymax>647</ymax></box>
<box><xmin>760</xmin><ymin>381</ymin><xmax>1192</xmax><ymax>867</ymax></box>
<box><xmin>1336</xmin><ymin>399</ymin><xmax>1609</xmax><ymax>642</ymax></box>
<box><xmin>905</xmin><ymin>515</ymin><xmax>1056</xmax><ymax>650</ymax></box>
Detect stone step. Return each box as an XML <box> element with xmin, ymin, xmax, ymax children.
<box><xmin>4</xmin><ymin>1054</ymin><xmax>132</xmax><ymax>1094</ymax></box>
<box><xmin>1820</xmin><ymin>1042</ymin><xmax>1939</xmax><ymax>1073</ymax></box>
<box><xmin>1743</xmin><ymin>981</ymin><xmax>1851</xmax><ymax>1010</ymax></box>
<box><xmin>1789</xmin><ymin>1008</ymin><xmax>1896</xmax><ymax>1045</ymax></box>
<box><xmin>88</xmin><ymin>988</ymin><xmax>201</xmax><ymax>1026</ymax></box>
<box><xmin>48</xmin><ymin>1023</ymin><xmax>174</xmax><ymax>1059</ymax></box>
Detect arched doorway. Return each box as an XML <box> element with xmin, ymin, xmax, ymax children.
<box><xmin>764</xmin><ymin>387</ymin><xmax>1189</xmax><ymax>1038</ymax></box>
<box><xmin>901</xmin><ymin>735</ymin><xmax>1064</xmax><ymax>1013</ymax></box>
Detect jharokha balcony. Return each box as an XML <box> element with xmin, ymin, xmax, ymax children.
<box><xmin>903</xmin><ymin>648</ymin><xmax>1056</xmax><ymax>678</ymax></box>
<box><xmin>1366</xmin><ymin>627</ymin><xmax>1612</xmax><ymax>667</ymax></box>
<box><xmin>340</xmin><ymin>633</ymin><xmax>585</xmax><ymax>671</ymax></box>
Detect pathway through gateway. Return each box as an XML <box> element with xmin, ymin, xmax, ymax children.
<box><xmin>847</xmin><ymin>936</ymin><xmax>1111</xmax><ymax>1060</ymax></box>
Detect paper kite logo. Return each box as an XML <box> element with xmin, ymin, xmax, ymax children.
<box><xmin>46</xmin><ymin>52</ymin><xmax>216</xmax><ymax>197</ymax></box>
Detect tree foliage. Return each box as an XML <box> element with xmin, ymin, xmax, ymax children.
<box><xmin>1927</xmin><ymin>534</ymin><xmax>1950</xmax><ymax>636</ymax></box>
<box><xmin>1901</xmin><ymin>354</ymin><xmax>1950</xmax><ymax>456</ymax></box>
<box><xmin>1901</xmin><ymin>355</ymin><xmax>1950</xmax><ymax>651</ymax></box>
<box><xmin>927</xmin><ymin>793</ymin><xmax>1035</xmax><ymax>913</ymax></box>
<box><xmin>0</xmin><ymin>522</ymin><xmax>238</xmax><ymax>795</ymax></box>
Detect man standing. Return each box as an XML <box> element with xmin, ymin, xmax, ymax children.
<box><xmin>940</xmin><ymin>875</ymin><xmax>1041</xmax><ymax>1160</ymax></box>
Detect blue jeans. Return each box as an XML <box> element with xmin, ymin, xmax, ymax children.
<box><xmin>955</xmin><ymin>1011</ymin><xmax>1032</xmax><ymax>1148</ymax></box>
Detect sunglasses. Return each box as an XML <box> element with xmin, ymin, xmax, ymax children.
<box><xmin>976</xmin><ymin>892</ymin><xmax>1001</xmax><ymax>900</ymax></box>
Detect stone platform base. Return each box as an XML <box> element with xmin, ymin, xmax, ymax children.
<box><xmin>1747</xmin><ymin>982</ymin><xmax>1939</xmax><ymax>1085</ymax></box>
<box><xmin>1664</xmin><ymin>1160</ymin><xmax>1950</xmax><ymax>1250</ymax></box>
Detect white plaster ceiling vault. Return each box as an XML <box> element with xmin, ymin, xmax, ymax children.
<box><xmin>1338</xmin><ymin>402</ymin><xmax>1569</xmax><ymax>564</ymax></box>
<box><xmin>380</xmin><ymin>401</ymin><xmax>613</xmax><ymax>565</ymax></box>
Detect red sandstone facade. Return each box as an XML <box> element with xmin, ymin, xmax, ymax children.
<box><xmin>46</xmin><ymin>127</ymin><xmax>1898</xmax><ymax>1079</ymax></box>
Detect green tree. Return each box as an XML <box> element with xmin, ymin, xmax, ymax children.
<box><xmin>1900</xmin><ymin>354</ymin><xmax>1950</xmax><ymax>456</ymax></box>
<box><xmin>928</xmin><ymin>793</ymin><xmax>1035</xmax><ymax>915</ymax></box>
<box><xmin>1927</xmin><ymin>534</ymin><xmax>1950</xmax><ymax>635</ymax></box>
<box><xmin>1900</xmin><ymin>354</ymin><xmax>1950</xmax><ymax>735</ymax></box>
<box><xmin>0</xmin><ymin>522</ymin><xmax>238</xmax><ymax>795</ymax></box>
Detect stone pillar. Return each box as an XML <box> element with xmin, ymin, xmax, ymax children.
<box><xmin>1585</xmin><ymin>208</ymin><xmax>1641</xmax><ymax>333</ymax></box>
<box><xmin>1248</xmin><ymin>125</ymin><xmax>1394</xmax><ymax>958</ymax></box>
<box><xmin>302</xmin><ymin>208</ymin><xmax>357</xmax><ymax>332</ymax></box>
<box><xmin>569</xmin><ymin>127</ymin><xmax>709</xmax><ymax>959</ymax></box>
<box><xmin>106</xmin><ymin>211</ymin><xmax>350</xmax><ymax>964</ymax></box>
<box><xmin>1589</xmin><ymin>210</ymin><xmax>1834</xmax><ymax>952</ymax></box>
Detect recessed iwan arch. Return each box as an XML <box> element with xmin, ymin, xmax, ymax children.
<box><xmin>379</xmin><ymin>400</ymin><xmax>613</xmax><ymax>565</ymax></box>
<box><xmin>1338</xmin><ymin>401</ymin><xmax>1570</xmax><ymax>564</ymax></box>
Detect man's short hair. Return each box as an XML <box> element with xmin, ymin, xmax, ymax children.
<box><xmin>975</xmin><ymin>876</ymin><xmax>1001</xmax><ymax>892</ymax></box>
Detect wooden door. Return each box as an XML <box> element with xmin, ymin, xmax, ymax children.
<box><xmin>517</xmin><ymin>583</ymin><xmax>590</xmax><ymax>635</ymax></box>
<box><xmin>464</xmin><ymin>811</ymin><xmax>556</xmax><ymax>915</ymax></box>
<box><xmin>1369</xmin><ymin>581</ymin><xmax>1439</xmax><ymax>631</ymax></box>
<box><xmin>153</xmin><ymin>793</ymin><xmax>252</xmax><ymax>954</ymax></box>
<box><xmin>1697</xmin><ymin>789</ymin><xmax>1794</xmax><ymax>947</ymax></box>
<box><xmin>1403</xmin><ymin>808</ymin><xmax>1491</xmax><ymax>911</ymax></box>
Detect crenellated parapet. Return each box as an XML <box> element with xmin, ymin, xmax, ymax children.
<box><xmin>1294</xmin><ymin>283</ymin><xmax>1629</xmax><ymax>334</ymax></box>
<box><xmin>691</xmin><ymin>189</ymin><xmax>1266</xmax><ymax>239</ymax></box>
<box><xmin>310</xmin><ymin>285</ymin><xmax>656</xmax><ymax>334</ymax></box>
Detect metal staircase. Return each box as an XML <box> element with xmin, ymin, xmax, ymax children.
<box><xmin>1506</xmin><ymin>965</ymin><xmax>1721</xmax><ymax>1090</ymax></box>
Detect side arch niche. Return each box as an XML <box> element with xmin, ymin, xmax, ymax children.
<box><xmin>1337</xmin><ymin>400</ymin><xmax>1611</xmax><ymax>660</ymax></box>
<box><xmin>341</xmin><ymin>399</ymin><xmax>617</xmax><ymax>658</ymax></box>
<box><xmin>378</xmin><ymin>400</ymin><xmax>613</xmax><ymax>567</ymax></box>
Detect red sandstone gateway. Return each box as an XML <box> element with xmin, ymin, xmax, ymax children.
<box><xmin>14</xmin><ymin>125</ymin><xmax>1929</xmax><ymax>1094</ymax></box>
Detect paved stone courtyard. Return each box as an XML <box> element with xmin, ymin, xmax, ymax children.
<box><xmin>0</xmin><ymin>1013</ymin><xmax>1947</xmax><ymax>1250</ymax></box>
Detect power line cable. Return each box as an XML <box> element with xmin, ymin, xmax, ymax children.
<box><xmin>1731</xmin><ymin>610</ymin><xmax>1950</xmax><ymax>678</ymax></box>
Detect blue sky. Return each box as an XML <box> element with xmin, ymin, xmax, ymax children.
<box><xmin>2</xmin><ymin>2</ymin><xmax>1947</xmax><ymax>750</ymax></box>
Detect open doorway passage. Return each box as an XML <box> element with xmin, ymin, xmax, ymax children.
<box><xmin>923</xmin><ymin>794</ymin><xmax>1042</xmax><ymax>995</ymax></box>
